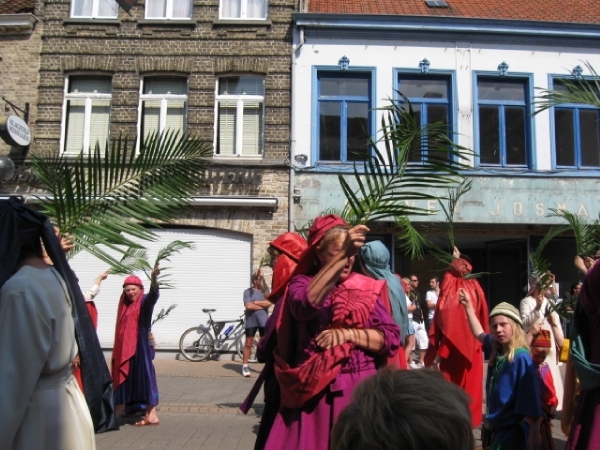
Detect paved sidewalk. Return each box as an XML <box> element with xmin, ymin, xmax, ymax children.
<box><xmin>97</xmin><ymin>353</ymin><xmax>568</xmax><ymax>450</ymax></box>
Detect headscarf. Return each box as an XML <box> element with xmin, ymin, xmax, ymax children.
<box><xmin>267</xmin><ymin>232</ymin><xmax>307</xmax><ymax>302</ymax></box>
<box><xmin>0</xmin><ymin>197</ymin><xmax>118</xmax><ymax>432</ymax></box>
<box><xmin>531</xmin><ymin>329</ymin><xmax>552</xmax><ymax>348</ymax></box>
<box><xmin>360</xmin><ymin>241</ymin><xmax>408</xmax><ymax>341</ymax></box>
<box><xmin>111</xmin><ymin>275</ymin><xmax>145</xmax><ymax>390</ymax></box>
<box><xmin>293</xmin><ymin>214</ymin><xmax>349</xmax><ymax>276</ymax></box>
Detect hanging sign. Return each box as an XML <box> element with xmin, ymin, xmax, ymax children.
<box><xmin>0</xmin><ymin>115</ymin><xmax>31</xmax><ymax>147</ymax></box>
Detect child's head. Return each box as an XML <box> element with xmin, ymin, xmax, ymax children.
<box><xmin>531</xmin><ymin>329</ymin><xmax>552</xmax><ymax>365</ymax></box>
<box><xmin>489</xmin><ymin>302</ymin><xmax>528</xmax><ymax>361</ymax></box>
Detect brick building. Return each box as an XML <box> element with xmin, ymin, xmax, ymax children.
<box><xmin>0</xmin><ymin>0</ymin><xmax>40</xmax><ymax>160</ymax></box>
<box><xmin>2</xmin><ymin>0</ymin><xmax>297</xmax><ymax>349</ymax></box>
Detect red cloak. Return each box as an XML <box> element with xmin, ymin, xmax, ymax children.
<box><xmin>424</xmin><ymin>258</ymin><xmax>489</xmax><ymax>427</ymax></box>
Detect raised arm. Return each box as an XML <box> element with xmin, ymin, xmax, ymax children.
<box><xmin>458</xmin><ymin>288</ymin><xmax>486</xmax><ymax>343</ymax></box>
<box><xmin>520</xmin><ymin>294</ymin><xmax>543</xmax><ymax>331</ymax></box>
<box><xmin>307</xmin><ymin>225</ymin><xmax>368</xmax><ymax>307</ymax></box>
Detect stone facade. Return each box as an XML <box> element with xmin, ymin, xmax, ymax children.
<box><xmin>0</xmin><ymin>9</ymin><xmax>41</xmax><ymax>157</ymax></box>
<box><xmin>3</xmin><ymin>0</ymin><xmax>295</xmax><ymax>271</ymax></box>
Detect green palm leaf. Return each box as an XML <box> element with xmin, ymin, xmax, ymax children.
<box><xmin>30</xmin><ymin>130</ymin><xmax>211</xmax><ymax>271</ymax></box>
<box><xmin>339</xmin><ymin>94</ymin><xmax>471</xmax><ymax>254</ymax></box>
<box><xmin>547</xmin><ymin>208</ymin><xmax>600</xmax><ymax>256</ymax></box>
<box><xmin>340</xmin><ymin>94</ymin><xmax>470</xmax><ymax>224</ymax></box>
<box><xmin>535</xmin><ymin>62</ymin><xmax>600</xmax><ymax>113</ymax></box>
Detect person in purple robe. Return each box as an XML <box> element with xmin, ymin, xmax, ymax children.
<box><xmin>565</xmin><ymin>255</ymin><xmax>600</xmax><ymax>449</ymax></box>
<box><xmin>265</xmin><ymin>215</ymin><xmax>400</xmax><ymax>450</ymax></box>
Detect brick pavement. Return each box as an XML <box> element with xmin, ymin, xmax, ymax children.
<box><xmin>96</xmin><ymin>353</ymin><xmax>568</xmax><ymax>450</ymax></box>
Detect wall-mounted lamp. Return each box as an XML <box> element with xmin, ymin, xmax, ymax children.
<box><xmin>292</xmin><ymin>188</ymin><xmax>302</xmax><ymax>202</ymax></box>
<box><xmin>294</xmin><ymin>154</ymin><xmax>308</xmax><ymax>166</ymax></box>
<box><xmin>0</xmin><ymin>155</ymin><xmax>15</xmax><ymax>181</ymax></box>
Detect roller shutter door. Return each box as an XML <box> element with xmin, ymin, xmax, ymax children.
<box><xmin>68</xmin><ymin>227</ymin><xmax>252</xmax><ymax>349</ymax></box>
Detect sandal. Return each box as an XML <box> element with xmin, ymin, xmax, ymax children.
<box><xmin>134</xmin><ymin>418</ymin><xmax>159</xmax><ymax>427</ymax></box>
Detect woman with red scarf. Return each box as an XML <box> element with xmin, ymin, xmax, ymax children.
<box><xmin>265</xmin><ymin>215</ymin><xmax>400</xmax><ymax>450</ymax></box>
<box><xmin>111</xmin><ymin>266</ymin><xmax>160</xmax><ymax>426</ymax></box>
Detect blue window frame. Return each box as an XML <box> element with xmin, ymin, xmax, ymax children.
<box><xmin>316</xmin><ymin>72</ymin><xmax>372</xmax><ymax>163</ymax></box>
<box><xmin>476</xmin><ymin>77</ymin><xmax>530</xmax><ymax>167</ymax></box>
<box><xmin>553</xmin><ymin>79</ymin><xmax>600</xmax><ymax>168</ymax></box>
<box><xmin>397</xmin><ymin>74</ymin><xmax>452</xmax><ymax>163</ymax></box>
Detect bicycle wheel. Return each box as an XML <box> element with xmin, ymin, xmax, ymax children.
<box><xmin>179</xmin><ymin>327</ymin><xmax>214</xmax><ymax>362</ymax></box>
<box><xmin>235</xmin><ymin>332</ymin><xmax>260</xmax><ymax>363</ymax></box>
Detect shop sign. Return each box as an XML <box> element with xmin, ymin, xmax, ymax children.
<box><xmin>0</xmin><ymin>115</ymin><xmax>31</xmax><ymax>147</ymax></box>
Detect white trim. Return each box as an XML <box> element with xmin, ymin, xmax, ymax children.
<box><xmin>70</xmin><ymin>0</ymin><xmax>118</xmax><ymax>19</ymax></box>
<box><xmin>145</xmin><ymin>0</ymin><xmax>193</xmax><ymax>20</ymax></box>
<box><xmin>0</xmin><ymin>14</ymin><xmax>37</xmax><ymax>35</ymax></box>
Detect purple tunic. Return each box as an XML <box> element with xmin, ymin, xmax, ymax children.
<box><xmin>566</xmin><ymin>261</ymin><xmax>600</xmax><ymax>450</ymax></box>
<box><xmin>114</xmin><ymin>287</ymin><xmax>160</xmax><ymax>406</ymax></box>
<box><xmin>264</xmin><ymin>274</ymin><xmax>400</xmax><ymax>450</ymax></box>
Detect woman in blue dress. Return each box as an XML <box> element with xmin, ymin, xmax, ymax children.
<box><xmin>112</xmin><ymin>266</ymin><xmax>160</xmax><ymax>426</ymax></box>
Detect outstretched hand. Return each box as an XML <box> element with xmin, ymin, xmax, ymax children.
<box><xmin>458</xmin><ymin>288</ymin><xmax>472</xmax><ymax>309</ymax></box>
<box><xmin>452</xmin><ymin>246</ymin><xmax>461</xmax><ymax>259</ymax></box>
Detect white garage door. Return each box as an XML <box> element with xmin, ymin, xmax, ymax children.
<box><xmin>68</xmin><ymin>228</ymin><xmax>252</xmax><ymax>349</ymax></box>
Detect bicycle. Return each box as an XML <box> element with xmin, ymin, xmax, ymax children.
<box><xmin>179</xmin><ymin>309</ymin><xmax>260</xmax><ymax>362</ymax></box>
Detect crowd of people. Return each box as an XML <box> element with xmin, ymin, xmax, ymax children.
<box><xmin>1</xmin><ymin>200</ymin><xmax>599</xmax><ymax>450</ymax></box>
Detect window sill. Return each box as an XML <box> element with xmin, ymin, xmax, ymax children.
<box><xmin>212</xmin><ymin>19</ymin><xmax>271</xmax><ymax>27</ymax></box>
<box><xmin>138</xmin><ymin>19</ymin><xmax>197</xmax><ymax>26</ymax></box>
<box><xmin>63</xmin><ymin>18</ymin><xmax>120</xmax><ymax>25</ymax></box>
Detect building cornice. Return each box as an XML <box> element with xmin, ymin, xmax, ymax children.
<box><xmin>292</xmin><ymin>13</ymin><xmax>600</xmax><ymax>46</ymax></box>
<box><xmin>0</xmin><ymin>13</ymin><xmax>37</xmax><ymax>35</ymax></box>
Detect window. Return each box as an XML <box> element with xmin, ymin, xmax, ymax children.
<box><xmin>215</xmin><ymin>76</ymin><xmax>264</xmax><ymax>157</ymax></box>
<box><xmin>63</xmin><ymin>76</ymin><xmax>112</xmax><ymax>154</ymax></box>
<box><xmin>398</xmin><ymin>74</ymin><xmax>451</xmax><ymax>163</ymax></box>
<box><xmin>476</xmin><ymin>77</ymin><xmax>529</xmax><ymax>167</ymax></box>
<box><xmin>140</xmin><ymin>77</ymin><xmax>188</xmax><ymax>145</ymax></box>
<box><xmin>220</xmin><ymin>0</ymin><xmax>267</xmax><ymax>19</ymax></box>
<box><xmin>317</xmin><ymin>72</ymin><xmax>371</xmax><ymax>163</ymax></box>
<box><xmin>553</xmin><ymin>79</ymin><xmax>600</xmax><ymax>168</ymax></box>
<box><xmin>71</xmin><ymin>0</ymin><xmax>118</xmax><ymax>18</ymax></box>
<box><xmin>146</xmin><ymin>0</ymin><xmax>192</xmax><ymax>19</ymax></box>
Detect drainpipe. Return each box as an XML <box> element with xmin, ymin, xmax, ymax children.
<box><xmin>289</xmin><ymin>0</ymin><xmax>306</xmax><ymax>232</ymax></box>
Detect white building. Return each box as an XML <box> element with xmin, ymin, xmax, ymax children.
<box><xmin>290</xmin><ymin>0</ymin><xmax>600</xmax><ymax>306</ymax></box>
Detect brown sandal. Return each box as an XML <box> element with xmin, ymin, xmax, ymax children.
<box><xmin>134</xmin><ymin>418</ymin><xmax>159</xmax><ymax>427</ymax></box>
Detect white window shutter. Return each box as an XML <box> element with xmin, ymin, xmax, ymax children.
<box><xmin>65</xmin><ymin>100</ymin><xmax>86</xmax><ymax>153</ymax></box>
<box><xmin>218</xmin><ymin>101</ymin><xmax>236</xmax><ymax>155</ymax></box>
<box><xmin>242</xmin><ymin>101</ymin><xmax>262</xmax><ymax>155</ymax></box>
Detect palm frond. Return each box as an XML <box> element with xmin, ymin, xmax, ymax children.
<box><xmin>107</xmin><ymin>246</ymin><xmax>151</xmax><ymax>275</ymax></box>
<box><xmin>528</xmin><ymin>223</ymin><xmax>571</xmax><ymax>295</ymax></box>
<box><xmin>338</xmin><ymin>93</ymin><xmax>471</xmax><ymax>256</ymax></box>
<box><xmin>439</xmin><ymin>179</ymin><xmax>473</xmax><ymax>249</ymax></box>
<box><xmin>151</xmin><ymin>304</ymin><xmax>178</xmax><ymax>326</ymax></box>
<box><xmin>535</xmin><ymin>62</ymin><xmax>600</xmax><ymax>114</ymax></box>
<box><xmin>394</xmin><ymin>216</ymin><xmax>429</xmax><ymax>260</ymax></box>
<box><xmin>547</xmin><ymin>208</ymin><xmax>600</xmax><ymax>256</ymax></box>
<box><xmin>30</xmin><ymin>130</ymin><xmax>211</xmax><ymax>271</ymax></box>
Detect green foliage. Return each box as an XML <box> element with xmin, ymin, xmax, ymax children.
<box><xmin>338</xmin><ymin>93</ymin><xmax>471</xmax><ymax>254</ymax></box>
<box><xmin>30</xmin><ymin>130</ymin><xmax>211</xmax><ymax>272</ymax></box>
<box><xmin>152</xmin><ymin>304</ymin><xmax>178</xmax><ymax>326</ymax></box>
<box><xmin>535</xmin><ymin>62</ymin><xmax>600</xmax><ymax>113</ymax></box>
<box><xmin>395</xmin><ymin>216</ymin><xmax>429</xmax><ymax>261</ymax></box>
<box><xmin>108</xmin><ymin>240</ymin><xmax>195</xmax><ymax>289</ymax></box>
<box><xmin>547</xmin><ymin>208</ymin><xmax>600</xmax><ymax>257</ymax></box>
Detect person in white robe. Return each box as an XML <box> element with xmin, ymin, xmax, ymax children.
<box><xmin>0</xmin><ymin>230</ymin><xmax>96</xmax><ymax>449</ymax></box>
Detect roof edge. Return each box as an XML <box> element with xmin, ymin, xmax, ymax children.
<box><xmin>292</xmin><ymin>13</ymin><xmax>600</xmax><ymax>40</ymax></box>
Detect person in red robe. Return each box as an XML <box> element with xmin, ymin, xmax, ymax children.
<box><xmin>73</xmin><ymin>271</ymin><xmax>109</xmax><ymax>393</ymax></box>
<box><xmin>424</xmin><ymin>247</ymin><xmax>489</xmax><ymax>428</ymax></box>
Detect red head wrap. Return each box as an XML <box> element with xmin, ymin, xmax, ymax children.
<box><xmin>532</xmin><ymin>329</ymin><xmax>552</xmax><ymax>348</ymax></box>
<box><xmin>112</xmin><ymin>275</ymin><xmax>145</xmax><ymax>390</ymax></box>
<box><xmin>123</xmin><ymin>275</ymin><xmax>144</xmax><ymax>288</ymax></box>
<box><xmin>268</xmin><ymin>232</ymin><xmax>308</xmax><ymax>302</ymax></box>
<box><xmin>294</xmin><ymin>214</ymin><xmax>349</xmax><ymax>276</ymax></box>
